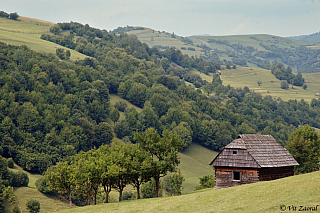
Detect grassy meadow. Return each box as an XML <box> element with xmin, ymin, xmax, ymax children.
<box><xmin>190</xmin><ymin>34</ymin><xmax>320</xmax><ymax>52</ymax></box>
<box><xmin>7</xmin><ymin>164</ymin><xmax>69</xmax><ymax>213</ymax></box>
<box><xmin>0</xmin><ymin>17</ymin><xmax>86</xmax><ymax>61</ymax></box>
<box><xmin>57</xmin><ymin>171</ymin><xmax>320</xmax><ymax>213</ymax></box>
<box><xmin>126</xmin><ymin>28</ymin><xmax>203</xmax><ymax>57</ymax></box>
<box><xmin>192</xmin><ymin>66</ymin><xmax>320</xmax><ymax>103</ymax></box>
<box><xmin>178</xmin><ymin>143</ymin><xmax>217</xmax><ymax>193</ymax></box>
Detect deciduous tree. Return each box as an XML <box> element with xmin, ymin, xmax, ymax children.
<box><xmin>286</xmin><ymin>125</ymin><xmax>320</xmax><ymax>174</ymax></box>
<box><xmin>45</xmin><ymin>162</ymin><xmax>74</xmax><ymax>208</ymax></box>
<box><xmin>134</xmin><ymin>128</ymin><xmax>184</xmax><ymax>197</ymax></box>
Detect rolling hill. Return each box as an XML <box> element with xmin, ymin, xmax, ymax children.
<box><xmin>56</xmin><ymin>171</ymin><xmax>320</xmax><ymax>213</ymax></box>
<box><xmin>288</xmin><ymin>31</ymin><xmax>320</xmax><ymax>42</ymax></box>
<box><xmin>0</xmin><ymin>16</ymin><xmax>87</xmax><ymax>61</ymax></box>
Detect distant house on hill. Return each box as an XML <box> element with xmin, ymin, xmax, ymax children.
<box><xmin>209</xmin><ymin>134</ymin><xmax>299</xmax><ymax>189</ymax></box>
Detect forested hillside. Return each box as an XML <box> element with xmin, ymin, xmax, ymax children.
<box><xmin>289</xmin><ymin>31</ymin><xmax>320</xmax><ymax>42</ymax></box>
<box><xmin>1</xmin><ymin>21</ymin><xmax>320</xmax><ymax>178</ymax></box>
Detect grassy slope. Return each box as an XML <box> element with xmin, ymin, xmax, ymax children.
<box><xmin>178</xmin><ymin>143</ymin><xmax>217</xmax><ymax>193</ymax></box>
<box><xmin>192</xmin><ymin>66</ymin><xmax>320</xmax><ymax>103</ymax></box>
<box><xmin>126</xmin><ymin>28</ymin><xmax>203</xmax><ymax>57</ymax></box>
<box><xmin>8</xmin><ymin>164</ymin><xmax>69</xmax><ymax>213</ymax></box>
<box><xmin>57</xmin><ymin>171</ymin><xmax>320</xmax><ymax>213</ymax></box>
<box><xmin>0</xmin><ymin>17</ymin><xmax>86</xmax><ymax>61</ymax></box>
<box><xmin>190</xmin><ymin>34</ymin><xmax>320</xmax><ymax>51</ymax></box>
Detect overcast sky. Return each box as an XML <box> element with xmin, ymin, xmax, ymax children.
<box><xmin>2</xmin><ymin>0</ymin><xmax>320</xmax><ymax>37</ymax></box>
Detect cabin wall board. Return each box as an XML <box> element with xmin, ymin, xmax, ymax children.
<box><xmin>215</xmin><ymin>166</ymin><xmax>259</xmax><ymax>189</ymax></box>
<box><xmin>258</xmin><ymin>166</ymin><xmax>294</xmax><ymax>181</ymax></box>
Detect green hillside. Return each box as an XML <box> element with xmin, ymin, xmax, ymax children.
<box><xmin>178</xmin><ymin>143</ymin><xmax>217</xmax><ymax>193</ymax></box>
<box><xmin>189</xmin><ymin>66</ymin><xmax>320</xmax><ymax>102</ymax></box>
<box><xmin>190</xmin><ymin>34</ymin><xmax>320</xmax><ymax>51</ymax></box>
<box><xmin>57</xmin><ymin>171</ymin><xmax>320</xmax><ymax>213</ymax></box>
<box><xmin>219</xmin><ymin>67</ymin><xmax>320</xmax><ymax>102</ymax></box>
<box><xmin>124</xmin><ymin>27</ymin><xmax>203</xmax><ymax>57</ymax></box>
<box><xmin>0</xmin><ymin>17</ymin><xmax>86</xmax><ymax>61</ymax></box>
<box><xmin>7</xmin><ymin>164</ymin><xmax>69</xmax><ymax>213</ymax></box>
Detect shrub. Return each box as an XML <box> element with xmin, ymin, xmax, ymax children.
<box><xmin>141</xmin><ymin>178</ymin><xmax>163</xmax><ymax>198</ymax></box>
<box><xmin>163</xmin><ymin>170</ymin><xmax>184</xmax><ymax>196</ymax></box>
<box><xmin>7</xmin><ymin>158</ymin><xmax>14</xmax><ymax>168</ymax></box>
<box><xmin>281</xmin><ymin>80</ymin><xmax>289</xmax><ymax>89</ymax></box>
<box><xmin>303</xmin><ymin>84</ymin><xmax>307</xmax><ymax>90</ymax></box>
<box><xmin>194</xmin><ymin>81</ymin><xmax>202</xmax><ymax>88</ymax></box>
<box><xmin>122</xmin><ymin>191</ymin><xmax>136</xmax><ymax>200</ymax></box>
<box><xmin>35</xmin><ymin>177</ymin><xmax>52</xmax><ymax>194</ymax></box>
<box><xmin>8</xmin><ymin>170</ymin><xmax>29</xmax><ymax>187</ymax></box>
<box><xmin>12</xmin><ymin>206</ymin><xmax>20</xmax><ymax>213</ymax></box>
<box><xmin>26</xmin><ymin>199</ymin><xmax>40</xmax><ymax>213</ymax></box>
<box><xmin>195</xmin><ymin>175</ymin><xmax>215</xmax><ymax>190</ymax></box>
<box><xmin>9</xmin><ymin>12</ymin><xmax>19</xmax><ymax>20</ymax></box>
<box><xmin>114</xmin><ymin>100</ymin><xmax>127</xmax><ymax>112</ymax></box>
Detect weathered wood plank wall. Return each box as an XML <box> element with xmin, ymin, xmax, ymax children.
<box><xmin>215</xmin><ymin>166</ymin><xmax>259</xmax><ymax>189</ymax></box>
<box><xmin>258</xmin><ymin>166</ymin><xmax>294</xmax><ymax>181</ymax></box>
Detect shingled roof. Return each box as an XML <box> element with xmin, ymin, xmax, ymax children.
<box><xmin>210</xmin><ymin>134</ymin><xmax>299</xmax><ymax>168</ymax></box>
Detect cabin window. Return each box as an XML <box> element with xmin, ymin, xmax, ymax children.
<box><xmin>233</xmin><ymin>171</ymin><xmax>240</xmax><ymax>181</ymax></box>
<box><xmin>233</xmin><ymin>150</ymin><xmax>237</xmax><ymax>154</ymax></box>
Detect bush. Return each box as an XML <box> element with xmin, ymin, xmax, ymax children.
<box><xmin>114</xmin><ymin>100</ymin><xmax>127</xmax><ymax>112</ymax></box>
<box><xmin>122</xmin><ymin>191</ymin><xmax>136</xmax><ymax>200</ymax></box>
<box><xmin>12</xmin><ymin>206</ymin><xmax>20</xmax><ymax>213</ymax></box>
<box><xmin>0</xmin><ymin>11</ymin><xmax>9</xmax><ymax>18</ymax></box>
<box><xmin>194</xmin><ymin>81</ymin><xmax>202</xmax><ymax>88</ymax></box>
<box><xmin>56</xmin><ymin>48</ymin><xmax>66</xmax><ymax>60</ymax></box>
<box><xmin>163</xmin><ymin>170</ymin><xmax>184</xmax><ymax>196</ymax></box>
<box><xmin>281</xmin><ymin>80</ymin><xmax>289</xmax><ymax>90</ymax></box>
<box><xmin>8</xmin><ymin>170</ymin><xmax>29</xmax><ymax>187</ymax></box>
<box><xmin>9</xmin><ymin>12</ymin><xmax>19</xmax><ymax>20</ymax></box>
<box><xmin>303</xmin><ymin>84</ymin><xmax>307</xmax><ymax>90</ymax></box>
<box><xmin>7</xmin><ymin>158</ymin><xmax>14</xmax><ymax>168</ymax></box>
<box><xmin>141</xmin><ymin>178</ymin><xmax>163</xmax><ymax>198</ymax></box>
<box><xmin>195</xmin><ymin>175</ymin><xmax>215</xmax><ymax>190</ymax></box>
<box><xmin>26</xmin><ymin>199</ymin><xmax>40</xmax><ymax>213</ymax></box>
<box><xmin>35</xmin><ymin>177</ymin><xmax>52</xmax><ymax>194</ymax></box>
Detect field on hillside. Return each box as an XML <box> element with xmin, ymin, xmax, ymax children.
<box><xmin>193</xmin><ymin>67</ymin><xmax>320</xmax><ymax>102</ymax></box>
<box><xmin>126</xmin><ymin>28</ymin><xmax>203</xmax><ymax>57</ymax></box>
<box><xmin>178</xmin><ymin>143</ymin><xmax>217</xmax><ymax>193</ymax></box>
<box><xmin>0</xmin><ymin>17</ymin><xmax>50</xmax><ymax>33</ymax></box>
<box><xmin>0</xmin><ymin>17</ymin><xmax>86</xmax><ymax>61</ymax></box>
<box><xmin>8</xmin><ymin>164</ymin><xmax>69</xmax><ymax>213</ymax></box>
<box><xmin>190</xmin><ymin>34</ymin><xmax>320</xmax><ymax>52</ymax></box>
<box><xmin>57</xmin><ymin>171</ymin><xmax>320</xmax><ymax>213</ymax></box>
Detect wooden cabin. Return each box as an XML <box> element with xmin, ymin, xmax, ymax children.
<box><xmin>209</xmin><ymin>134</ymin><xmax>299</xmax><ymax>189</ymax></box>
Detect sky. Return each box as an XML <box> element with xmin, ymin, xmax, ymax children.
<box><xmin>2</xmin><ymin>0</ymin><xmax>320</xmax><ymax>37</ymax></box>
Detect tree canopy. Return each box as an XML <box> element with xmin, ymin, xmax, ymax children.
<box><xmin>286</xmin><ymin>125</ymin><xmax>320</xmax><ymax>174</ymax></box>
